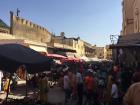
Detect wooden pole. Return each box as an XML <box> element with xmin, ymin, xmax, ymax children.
<box><xmin>25</xmin><ymin>70</ymin><xmax>28</xmax><ymax>98</ymax></box>
<box><xmin>5</xmin><ymin>73</ymin><xmax>12</xmax><ymax>104</ymax></box>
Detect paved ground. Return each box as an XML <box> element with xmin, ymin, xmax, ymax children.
<box><xmin>47</xmin><ymin>86</ymin><xmax>65</xmax><ymax>104</ymax></box>
<box><xmin>47</xmin><ymin>86</ymin><xmax>77</xmax><ymax>105</ymax></box>
<box><xmin>0</xmin><ymin>81</ymin><xmax>78</xmax><ymax>105</ymax></box>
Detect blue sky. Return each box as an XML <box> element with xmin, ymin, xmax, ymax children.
<box><xmin>0</xmin><ymin>0</ymin><xmax>122</xmax><ymax>46</ymax></box>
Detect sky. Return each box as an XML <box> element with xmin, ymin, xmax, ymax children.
<box><xmin>0</xmin><ymin>0</ymin><xmax>122</xmax><ymax>47</ymax></box>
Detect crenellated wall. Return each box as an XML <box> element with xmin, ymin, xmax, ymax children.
<box><xmin>11</xmin><ymin>13</ymin><xmax>51</xmax><ymax>43</ymax></box>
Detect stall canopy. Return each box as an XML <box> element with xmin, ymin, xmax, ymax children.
<box><xmin>0</xmin><ymin>44</ymin><xmax>52</xmax><ymax>73</ymax></box>
<box><xmin>47</xmin><ymin>53</ymin><xmax>67</xmax><ymax>59</ymax></box>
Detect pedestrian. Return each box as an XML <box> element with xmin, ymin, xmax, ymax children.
<box><xmin>63</xmin><ymin>67</ymin><xmax>71</xmax><ymax>104</ymax></box>
<box><xmin>132</xmin><ymin>66</ymin><xmax>140</xmax><ymax>83</ymax></box>
<box><xmin>70</xmin><ymin>71</ymin><xmax>77</xmax><ymax>100</ymax></box>
<box><xmin>39</xmin><ymin>73</ymin><xmax>49</xmax><ymax>104</ymax></box>
<box><xmin>111</xmin><ymin>77</ymin><xmax>119</xmax><ymax>105</ymax></box>
<box><xmin>11</xmin><ymin>73</ymin><xmax>17</xmax><ymax>90</ymax></box>
<box><xmin>0</xmin><ymin>70</ymin><xmax>3</xmax><ymax>92</ymax></box>
<box><xmin>84</xmin><ymin>71</ymin><xmax>94</xmax><ymax>105</ymax></box>
<box><xmin>123</xmin><ymin>82</ymin><xmax>140</xmax><ymax>105</ymax></box>
<box><xmin>106</xmin><ymin>70</ymin><xmax>114</xmax><ymax>105</ymax></box>
<box><xmin>76</xmin><ymin>70</ymin><xmax>83</xmax><ymax>105</ymax></box>
<box><xmin>121</xmin><ymin>67</ymin><xmax>132</xmax><ymax>93</ymax></box>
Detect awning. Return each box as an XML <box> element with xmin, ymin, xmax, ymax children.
<box><xmin>110</xmin><ymin>33</ymin><xmax>140</xmax><ymax>49</ymax></box>
<box><xmin>47</xmin><ymin>54</ymin><xmax>67</xmax><ymax>59</ymax></box>
<box><xmin>110</xmin><ymin>43</ymin><xmax>140</xmax><ymax>49</ymax></box>
<box><xmin>48</xmin><ymin>46</ymin><xmax>76</xmax><ymax>53</ymax></box>
<box><xmin>29</xmin><ymin>45</ymin><xmax>47</xmax><ymax>52</ymax></box>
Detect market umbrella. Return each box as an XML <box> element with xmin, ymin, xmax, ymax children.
<box><xmin>0</xmin><ymin>43</ymin><xmax>52</xmax><ymax>73</ymax></box>
<box><xmin>0</xmin><ymin>43</ymin><xmax>52</xmax><ymax>102</ymax></box>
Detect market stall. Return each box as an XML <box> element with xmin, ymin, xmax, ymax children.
<box><xmin>0</xmin><ymin>43</ymin><xmax>52</xmax><ymax>103</ymax></box>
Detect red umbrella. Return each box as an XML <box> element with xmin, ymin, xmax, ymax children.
<box><xmin>47</xmin><ymin>54</ymin><xmax>67</xmax><ymax>59</ymax></box>
<box><xmin>67</xmin><ymin>57</ymin><xmax>81</xmax><ymax>62</ymax></box>
<box><xmin>61</xmin><ymin>57</ymin><xmax>81</xmax><ymax>63</ymax></box>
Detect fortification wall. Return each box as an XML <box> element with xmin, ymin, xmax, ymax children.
<box><xmin>11</xmin><ymin>14</ymin><xmax>51</xmax><ymax>43</ymax></box>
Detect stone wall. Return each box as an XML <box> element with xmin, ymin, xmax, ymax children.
<box><xmin>11</xmin><ymin>13</ymin><xmax>51</xmax><ymax>43</ymax></box>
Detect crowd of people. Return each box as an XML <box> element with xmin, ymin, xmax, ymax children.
<box><xmin>61</xmin><ymin>62</ymin><xmax>140</xmax><ymax>105</ymax></box>
<box><xmin>0</xmin><ymin>61</ymin><xmax>140</xmax><ymax>105</ymax></box>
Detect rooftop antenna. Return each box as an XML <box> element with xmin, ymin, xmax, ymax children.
<box><xmin>110</xmin><ymin>35</ymin><xmax>119</xmax><ymax>44</ymax></box>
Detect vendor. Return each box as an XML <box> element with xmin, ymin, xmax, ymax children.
<box><xmin>39</xmin><ymin>73</ymin><xmax>49</xmax><ymax>103</ymax></box>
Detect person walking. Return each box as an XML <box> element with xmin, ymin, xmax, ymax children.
<box><xmin>39</xmin><ymin>73</ymin><xmax>49</xmax><ymax>104</ymax></box>
<box><xmin>63</xmin><ymin>68</ymin><xmax>71</xmax><ymax>104</ymax></box>
<box><xmin>132</xmin><ymin>66</ymin><xmax>140</xmax><ymax>83</ymax></box>
<box><xmin>0</xmin><ymin>70</ymin><xmax>3</xmax><ymax>92</ymax></box>
<box><xmin>76</xmin><ymin>70</ymin><xmax>83</xmax><ymax>105</ymax></box>
<box><xmin>123</xmin><ymin>66</ymin><xmax>140</xmax><ymax>105</ymax></box>
<box><xmin>106</xmin><ymin>70</ymin><xmax>114</xmax><ymax>105</ymax></box>
<box><xmin>84</xmin><ymin>71</ymin><xmax>94</xmax><ymax>105</ymax></box>
<box><xmin>111</xmin><ymin>78</ymin><xmax>119</xmax><ymax>105</ymax></box>
<box><xmin>123</xmin><ymin>82</ymin><xmax>140</xmax><ymax>105</ymax></box>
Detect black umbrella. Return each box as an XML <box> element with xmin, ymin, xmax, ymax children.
<box><xmin>0</xmin><ymin>43</ymin><xmax>52</xmax><ymax>102</ymax></box>
<box><xmin>0</xmin><ymin>43</ymin><xmax>52</xmax><ymax>73</ymax></box>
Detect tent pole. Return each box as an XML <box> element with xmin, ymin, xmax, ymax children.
<box><xmin>25</xmin><ymin>70</ymin><xmax>28</xmax><ymax>98</ymax></box>
<box><xmin>5</xmin><ymin>73</ymin><xmax>12</xmax><ymax>104</ymax></box>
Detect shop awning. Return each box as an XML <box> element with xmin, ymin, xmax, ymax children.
<box><xmin>110</xmin><ymin>33</ymin><xmax>140</xmax><ymax>49</ymax></box>
<box><xmin>29</xmin><ymin>45</ymin><xmax>47</xmax><ymax>52</ymax></box>
<box><xmin>110</xmin><ymin>43</ymin><xmax>140</xmax><ymax>49</ymax></box>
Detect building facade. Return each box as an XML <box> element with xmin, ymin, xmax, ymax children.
<box><xmin>122</xmin><ymin>0</ymin><xmax>134</xmax><ymax>35</ymax></box>
<box><xmin>49</xmin><ymin>34</ymin><xmax>95</xmax><ymax>58</ymax></box>
<box><xmin>111</xmin><ymin>0</ymin><xmax>140</xmax><ymax>67</ymax></box>
<box><xmin>0</xmin><ymin>12</ymin><xmax>95</xmax><ymax>58</ymax></box>
<box><xmin>48</xmin><ymin>34</ymin><xmax>76</xmax><ymax>56</ymax></box>
<box><xmin>104</xmin><ymin>45</ymin><xmax>112</xmax><ymax>60</ymax></box>
<box><xmin>84</xmin><ymin>42</ymin><xmax>95</xmax><ymax>57</ymax></box>
<box><xmin>95</xmin><ymin>47</ymin><xmax>104</xmax><ymax>59</ymax></box>
<box><xmin>122</xmin><ymin>0</ymin><xmax>140</xmax><ymax>35</ymax></box>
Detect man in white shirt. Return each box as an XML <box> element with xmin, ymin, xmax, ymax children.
<box><xmin>64</xmin><ymin>72</ymin><xmax>70</xmax><ymax>90</ymax></box>
<box><xmin>76</xmin><ymin>71</ymin><xmax>83</xmax><ymax>84</ymax></box>
<box><xmin>63</xmin><ymin>69</ymin><xmax>71</xmax><ymax>103</ymax></box>
<box><xmin>111</xmin><ymin>78</ymin><xmax>119</xmax><ymax>105</ymax></box>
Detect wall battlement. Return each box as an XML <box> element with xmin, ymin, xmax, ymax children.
<box><xmin>13</xmin><ymin>15</ymin><xmax>49</xmax><ymax>33</ymax></box>
<box><xmin>11</xmin><ymin>14</ymin><xmax>51</xmax><ymax>43</ymax></box>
